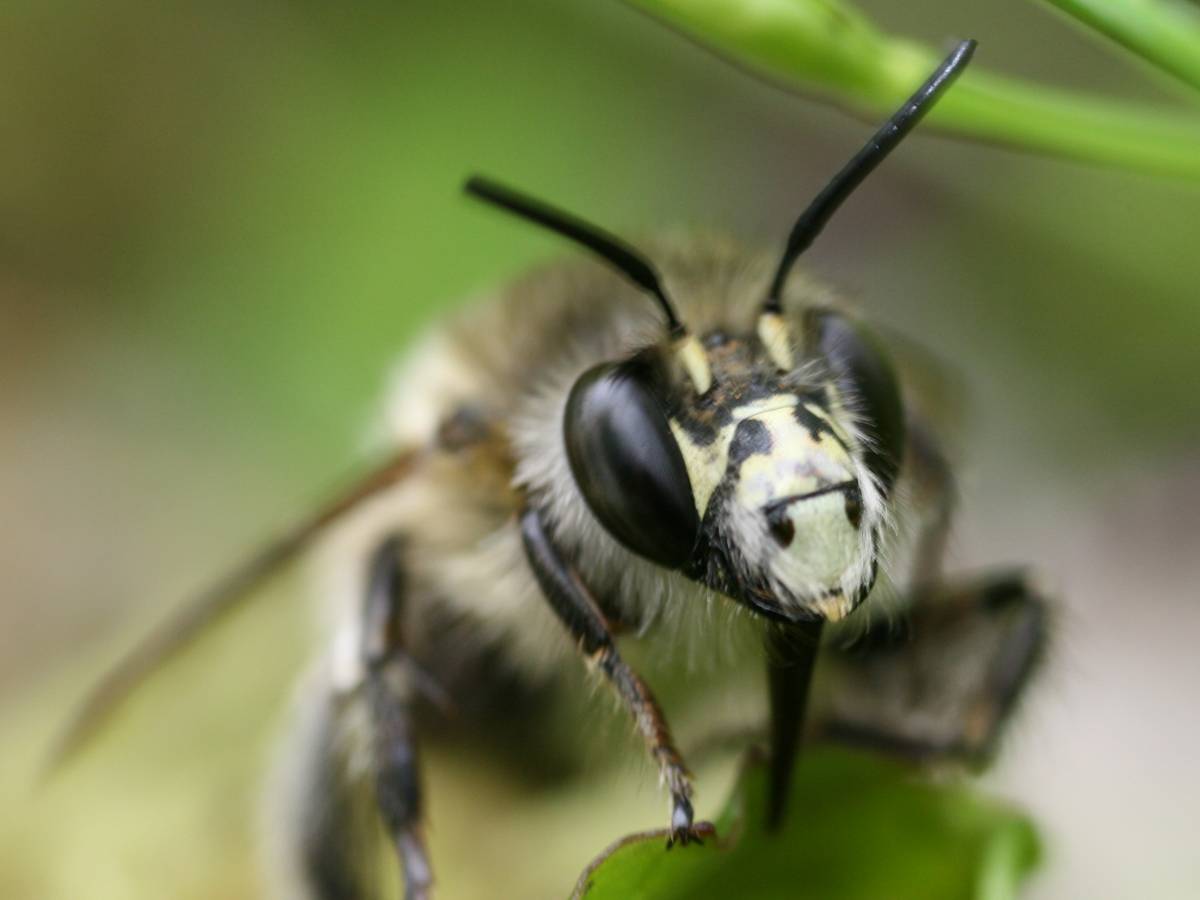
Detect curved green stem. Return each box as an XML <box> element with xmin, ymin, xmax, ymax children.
<box><xmin>1040</xmin><ymin>0</ymin><xmax>1200</xmax><ymax>95</ymax></box>
<box><xmin>628</xmin><ymin>0</ymin><xmax>1200</xmax><ymax>179</ymax></box>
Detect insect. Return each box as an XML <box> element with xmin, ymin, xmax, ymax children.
<box><xmin>54</xmin><ymin>37</ymin><xmax>1046</xmax><ymax>900</ymax></box>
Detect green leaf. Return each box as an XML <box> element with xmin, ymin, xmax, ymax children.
<box><xmin>572</xmin><ymin>747</ymin><xmax>1040</xmax><ymax>900</ymax></box>
<box><xmin>627</xmin><ymin>0</ymin><xmax>1200</xmax><ymax>179</ymax></box>
<box><xmin>1039</xmin><ymin>0</ymin><xmax>1200</xmax><ymax>94</ymax></box>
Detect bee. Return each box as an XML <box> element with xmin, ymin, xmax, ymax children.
<box><xmin>53</xmin><ymin>38</ymin><xmax>1046</xmax><ymax>900</ymax></box>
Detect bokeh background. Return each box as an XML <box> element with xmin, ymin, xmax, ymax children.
<box><xmin>2</xmin><ymin>1</ymin><xmax>1197</xmax><ymax>898</ymax></box>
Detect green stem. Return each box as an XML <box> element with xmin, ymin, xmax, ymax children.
<box><xmin>628</xmin><ymin>0</ymin><xmax>1200</xmax><ymax>179</ymax></box>
<box><xmin>1039</xmin><ymin>0</ymin><xmax>1200</xmax><ymax>95</ymax></box>
<box><xmin>878</xmin><ymin>41</ymin><xmax>1200</xmax><ymax>178</ymax></box>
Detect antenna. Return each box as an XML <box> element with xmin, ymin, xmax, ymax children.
<box><xmin>764</xmin><ymin>39</ymin><xmax>977</xmax><ymax>313</ymax></box>
<box><xmin>465</xmin><ymin>176</ymin><xmax>686</xmax><ymax>337</ymax></box>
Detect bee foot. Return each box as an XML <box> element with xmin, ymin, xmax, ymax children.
<box><xmin>664</xmin><ymin>796</ymin><xmax>714</xmax><ymax>848</ymax></box>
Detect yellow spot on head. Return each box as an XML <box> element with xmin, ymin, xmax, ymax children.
<box><xmin>757</xmin><ymin>312</ymin><xmax>794</xmax><ymax>372</ymax></box>
<box><xmin>669</xmin><ymin>419</ymin><xmax>726</xmax><ymax>517</ymax></box>
<box><xmin>675</xmin><ymin>333</ymin><xmax>712</xmax><ymax>395</ymax></box>
<box><xmin>814</xmin><ymin>592</ymin><xmax>854</xmax><ymax>622</ymax></box>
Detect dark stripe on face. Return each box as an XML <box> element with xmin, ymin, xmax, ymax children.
<box><xmin>843</xmin><ymin>484</ymin><xmax>863</xmax><ymax>529</ymax></box>
<box><xmin>767</xmin><ymin>508</ymin><xmax>795</xmax><ymax>548</ymax></box>
<box><xmin>793</xmin><ymin>403</ymin><xmax>849</xmax><ymax>451</ymax></box>
<box><xmin>728</xmin><ymin>418</ymin><xmax>773</xmax><ymax>465</ymax></box>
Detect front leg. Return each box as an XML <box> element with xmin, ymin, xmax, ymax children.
<box><xmin>519</xmin><ymin>506</ymin><xmax>701</xmax><ymax>846</ymax></box>
<box><xmin>363</xmin><ymin>537</ymin><xmax>433</xmax><ymax>900</ymax></box>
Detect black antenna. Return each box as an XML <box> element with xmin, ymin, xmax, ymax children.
<box><xmin>465</xmin><ymin>176</ymin><xmax>686</xmax><ymax>337</ymax></box>
<box><xmin>764</xmin><ymin>39</ymin><xmax>976</xmax><ymax>313</ymax></box>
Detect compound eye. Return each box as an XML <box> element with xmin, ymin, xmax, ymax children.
<box><xmin>808</xmin><ymin>309</ymin><xmax>906</xmax><ymax>494</ymax></box>
<box><xmin>564</xmin><ymin>359</ymin><xmax>700</xmax><ymax>568</ymax></box>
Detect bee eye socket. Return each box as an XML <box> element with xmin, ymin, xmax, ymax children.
<box><xmin>809</xmin><ymin>310</ymin><xmax>906</xmax><ymax>494</ymax></box>
<box><xmin>564</xmin><ymin>359</ymin><xmax>700</xmax><ymax>568</ymax></box>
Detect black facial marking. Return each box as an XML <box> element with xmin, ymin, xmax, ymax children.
<box><xmin>843</xmin><ymin>484</ymin><xmax>863</xmax><ymax>530</ymax></box>
<box><xmin>852</xmin><ymin>532</ymin><xmax>881</xmax><ymax>606</ymax></box>
<box><xmin>767</xmin><ymin>508</ymin><xmax>796</xmax><ymax>548</ymax></box>
<box><xmin>728</xmin><ymin>418</ymin><xmax>773</xmax><ymax>465</ymax></box>
<box><xmin>792</xmin><ymin>403</ymin><xmax>848</xmax><ymax>451</ymax></box>
<box><xmin>804</xmin><ymin>383</ymin><xmax>832</xmax><ymax>409</ymax></box>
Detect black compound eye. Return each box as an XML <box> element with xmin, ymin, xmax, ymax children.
<box><xmin>564</xmin><ymin>359</ymin><xmax>700</xmax><ymax>568</ymax></box>
<box><xmin>808</xmin><ymin>309</ymin><xmax>906</xmax><ymax>494</ymax></box>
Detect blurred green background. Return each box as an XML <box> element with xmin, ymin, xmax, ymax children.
<box><xmin>2</xmin><ymin>1</ymin><xmax>1198</xmax><ymax>898</ymax></box>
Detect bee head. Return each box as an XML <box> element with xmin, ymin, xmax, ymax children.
<box><xmin>465</xmin><ymin>39</ymin><xmax>975</xmax><ymax>624</ymax></box>
<box><xmin>561</xmin><ymin>306</ymin><xmax>903</xmax><ymax>624</ymax></box>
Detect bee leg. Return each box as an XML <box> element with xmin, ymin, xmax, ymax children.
<box><xmin>519</xmin><ymin>507</ymin><xmax>702</xmax><ymax>847</ymax></box>
<box><xmin>363</xmin><ymin>537</ymin><xmax>433</xmax><ymax>900</ymax></box>
<box><xmin>825</xmin><ymin>570</ymin><xmax>1048</xmax><ymax>764</ymax></box>
<box><xmin>764</xmin><ymin>620</ymin><xmax>823</xmax><ymax>831</ymax></box>
<box><xmin>265</xmin><ymin>671</ymin><xmax>376</xmax><ymax>900</ymax></box>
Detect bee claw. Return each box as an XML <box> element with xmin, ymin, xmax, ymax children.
<box><xmin>665</xmin><ymin>795</ymin><xmax>714</xmax><ymax>848</ymax></box>
<box><xmin>664</xmin><ymin>823</ymin><xmax>712</xmax><ymax>849</ymax></box>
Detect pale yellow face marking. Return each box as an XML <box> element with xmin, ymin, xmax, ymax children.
<box><xmin>670</xmin><ymin>421</ymin><xmax>724</xmax><ymax>518</ymax></box>
<box><xmin>813</xmin><ymin>591</ymin><xmax>854</xmax><ymax>622</ymax></box>
<box><xmin>670</xmin><ymin>394</ymin><xmax>815</xmax><ymax>518</ymax></box>
<box><xmin>672</xmin><ymin>395</ymin><xmax>866</xmax><ymax>614</ymax></box>
<box><xmin>675</xmin><ymin>333</ymin><xmax>712</xmax><ymax>395</ymax></box>
<box><xmin>732</xmin><ymin>406</ymin><xmax>854</xmax><ymax>512</ymax></box>
<box><xmin>732</xmin><ymin>406</ymin><xmax>862</xmax><ymax>602</ymax></box>
<box><xmin>757</xmin><ymin>312</ymin><xmax>795</xmax><ymax>372</ymax></box>
<box><xmin>671</xmin><ymin>393</ymin><xmax>855</xmax><ymax>516</ymax></box>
